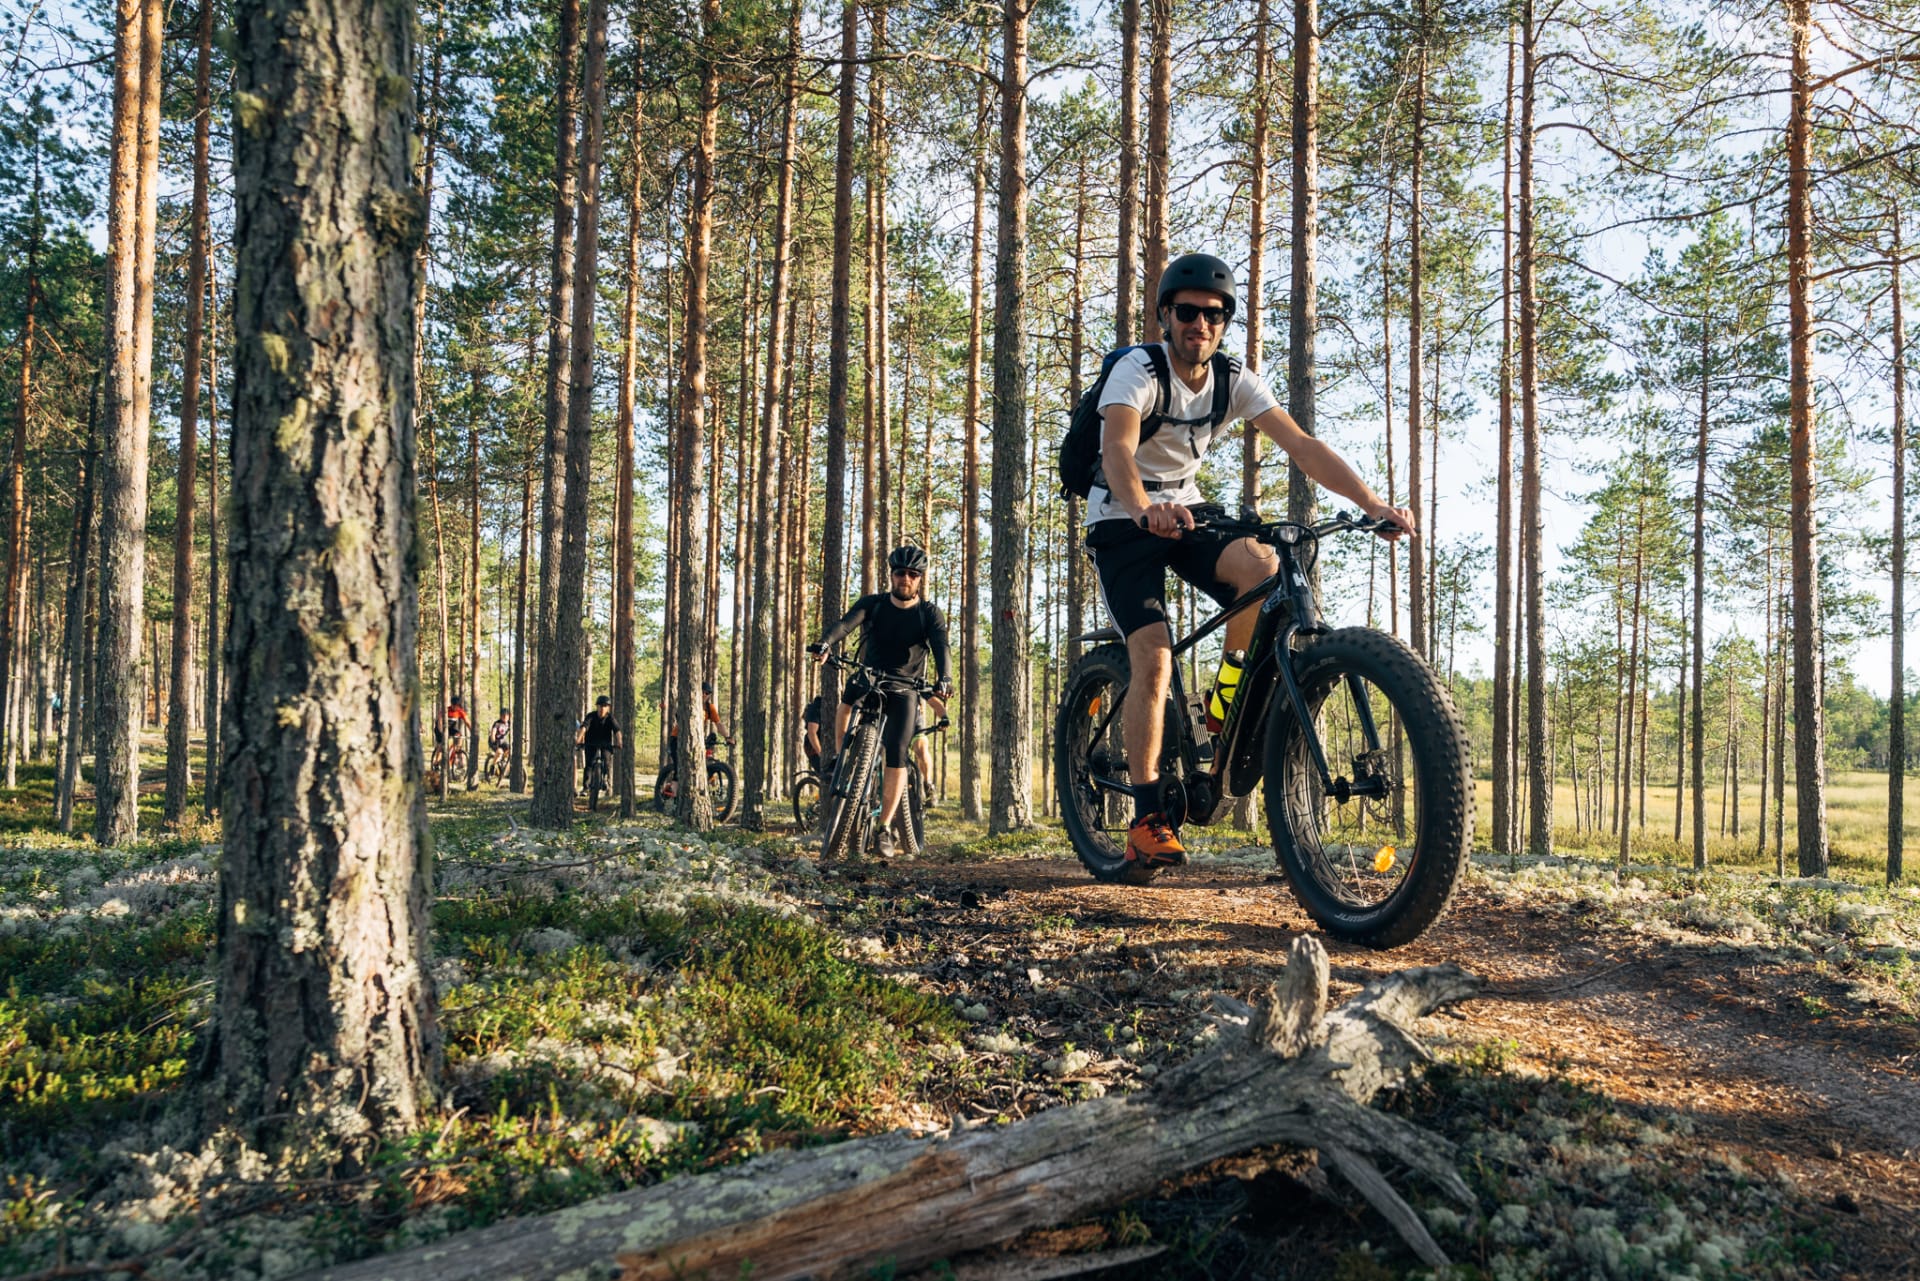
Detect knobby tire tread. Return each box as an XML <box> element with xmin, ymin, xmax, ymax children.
<box><xmin>823</xmin><ymin>725</ymin><xmax>880</xmax><ymax>861</ymax></box>
<box><xmin>1056</xmin><ymin>643</ymin><xmax>1156</xmax><ymax>887</ymax></box>
<box><xmin>1263</xmin><ymin>627</ymin><xmax>1471</xmax><ymax>949</ymax></box>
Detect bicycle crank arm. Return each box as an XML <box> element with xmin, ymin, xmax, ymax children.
<box><xmin>1089</xmin><ymin>775</ymin><xmax>1137</xmax><ymax>798</ymax></box>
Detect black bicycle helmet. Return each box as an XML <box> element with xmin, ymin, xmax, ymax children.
<box><xmin>701</xmin><ymin>681</ymin><xmax>714</xmax><ymax>694</ymax></box>
<box><xmin>596</xmin><ymin>695</ymin><xmax>611</xmax><ymax>707</ymax></box>
<box><xmin>888</xmin><ymin>545</ymin><xmax>929</xmax><ymax>575</ymax></box>
<box><xmin>1156</xmin><ymin>252</ymin><xmax>1237</xmax><ymax>318</ymax></box>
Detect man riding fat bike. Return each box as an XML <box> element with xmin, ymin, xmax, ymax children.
<box><xmin>809</xmin><ymin>544</ymin><xmax>952</xmax><ymax>859</ymax></box>
<box><xmin>486</xmin><ymin>709</ymin><xmax>512</xmax><ymax>778</ymax></box>
<box><xmin>1082</xmin><ymin>251</ymin><xmax>1411</xmax><ymax>871</ymax></box>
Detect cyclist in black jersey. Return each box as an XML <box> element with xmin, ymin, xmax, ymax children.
<box><xmin>809</xmin><ymin>545</ymin><xmax>952</xmax><ymax>858</ymax></box>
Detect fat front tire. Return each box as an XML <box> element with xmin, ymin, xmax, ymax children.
<box><xmin>588</xmin><ymin>764</ymin><xmax>603</xmax><ymax>813</ymax></box>
<box><xmin>822</xmin><ymin>724</ymin><xmax>880</xmax><ymax>861</ymax></box>
<box><xmin>1263</xmin><ymin>627</ymin><xmax>1471</xmax><ymax>949</ymax></box>
<box><xmin>708</xmin><ymin>761</ymin><xmax>737</xmax><ymax>823</ymax></box>
<box><xmin>896</xmin><ymin>765</ymin><xmax>926</xmax><ymax>856</ymax></box>
<box><xmin>1055</xmin><ymin>643</ymin><xmax>1155</xmax><ymax>886</ymax></box>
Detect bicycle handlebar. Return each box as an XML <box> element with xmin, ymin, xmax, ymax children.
<box><xmin>1137</xmin><ymin>503</ymin><xmax>1401</xmax><ymax>544</ymax></box>
<box><xmin>818</xmin><ymin>649</ymin><xmax>944</xmax><ymax>697</ymax></box>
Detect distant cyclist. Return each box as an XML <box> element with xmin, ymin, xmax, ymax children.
<box><xmin>487</xmin><ymin>710</ymin><xmax>511</xmax><ymax>775</ymax></box>
<box><xmin>665</xmin><ymin>680</ymin><xmax>731</xmax><ymax>776</ymax></box>
<box><xmin>576</xmin><ymin>696</ymin><xmax>622</xmax><ymax>795</ymax></box>
<box><xmin>809</xmin><ymin>544</ymin><xmax>952</xmax><ymax>858</ymax></box>
<box><xmin>444</xmin><ymin>695</ymin><xmax>471</xmax><ymax>773</ymax></box>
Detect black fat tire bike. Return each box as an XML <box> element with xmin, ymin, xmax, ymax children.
<box><xmin>1054</xmin><ymin>507</ymin><xmax>1472</xmax><ymax>949</ymax></box>
<box><xmin>816</xmin><ymin>652</ymin><xmax>942</xmax><ymax>861</ymax></box>
<box><xmin>652</xmin><ymin>741</ymin><xmax>737</xmax><ymax>822</ymax></box>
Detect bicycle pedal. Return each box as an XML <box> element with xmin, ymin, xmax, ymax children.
<box><xmin>1193</xmin><ymin>742</ymin><xmax>1214</xmax><ymax>763</ymax></box>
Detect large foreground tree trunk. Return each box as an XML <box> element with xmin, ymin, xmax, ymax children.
<box><xmin>1786</xmin><ymin>0</ymin><xmax>1829</xmax><ymax>876</ymax></box>
<box><xmin>211</xmin><ymin>0</ymin><xmax>438</xmax><ymax>1150</ymax></box>
<box><xmin>988</xmin><ymin>0</ymin><xmax>1032</xmax><ymax>834</ymax></box>
<box><xmin>313</xmin><ymin>939</ymin><xmax>1480</xmax><ymax>1281</ymax></box>
<box><xmin>1891</xmin><ymin>223</ymin><xmax>1906</xmax><ymax>885</ymax></box>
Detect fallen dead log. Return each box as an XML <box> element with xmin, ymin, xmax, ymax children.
<box><xmin>305</xmin><ymin>937</ymin><xmax>1480</xmax><ymax>1281</ymax></box>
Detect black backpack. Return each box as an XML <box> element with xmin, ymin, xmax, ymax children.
<box><xmin>1057</xmin><ymin>344</ymin><xmax>1239</xmax><ymax>499</ymax></box>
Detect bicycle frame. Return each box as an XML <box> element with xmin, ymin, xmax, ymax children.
<box><xmin>1077</xmin><ymin>511</ymin><xmax>1393</xmax><ymax>827</ymax></box>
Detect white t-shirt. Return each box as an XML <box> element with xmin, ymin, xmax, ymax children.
<box><xmin>1087</xmin><ymin>345</ymin><xmax>1281</xmax><ymax>525</ymax></box>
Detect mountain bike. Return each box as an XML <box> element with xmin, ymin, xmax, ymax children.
<box><xmin>584</xmin><ymin>745</ymin><xmax>614</xmax><ymax>812</ymax></box>
<box><xmin>1054</xmin><ymin>506</ymin><xmax>1471</xmax><ymax>949</ymax></box>
<box><xmin>652</xmin><ymin>737</ymin><xmax>737</xmax><ymax>822</ymax></box>
<box><xmin>483</xmin><ymin>743</ymin><xmax>510</xmax><ymax>786</ymax></box>
<box><xmin>816</xmin><ymin>652</ymin><xmax>940</xmax><ymax>860</ymax></box>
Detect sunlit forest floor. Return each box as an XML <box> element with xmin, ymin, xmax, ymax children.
<box><xmin>2</xmin><ymin>743</ymin><xmax>1916</xmax><ymax>1279</ymax></box>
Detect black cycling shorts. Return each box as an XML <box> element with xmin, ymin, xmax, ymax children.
<box><xmin>1086</xmin><ymin>517</ymin><xmax>1243</xmax><ymax>639</ymax></box>
<box><xmin>842</xmin><ymin>673</ymin><xmax>919</xmax><ymax>769</ymax></box>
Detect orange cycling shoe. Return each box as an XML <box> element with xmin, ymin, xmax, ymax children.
<box><xmin>1125</xmin><ymin>812</ymin><xmax>1187</xmax><ymax>867</ymax></box>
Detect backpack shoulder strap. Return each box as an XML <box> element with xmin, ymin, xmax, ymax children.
<box><xmin>1208</xmin><ymin>352</ymin><xmax>1240</xmax><ymax>428</ymax></box>
<box><xmin>1141</xmin><ymin>344</ymin><xmax>1173</xmax><ymax>422</ymax></box>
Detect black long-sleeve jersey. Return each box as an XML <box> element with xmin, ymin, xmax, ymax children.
<box><xmin>820</xmin><ymin>593</ymin><xmax>951</xmax><ymax>683</ymax></box>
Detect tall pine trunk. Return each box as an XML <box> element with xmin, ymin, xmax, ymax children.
<box><xmin>673</xmin><ymin>0</ymin><xmax>722</xmax><ymax>828</ymax></box>
<box><xmin>742</xmin><ymin>0</ymin><xmax>800</xmax><ymax>827</ymax></box>
<box><xmin>958</xmin><ymin>67</ymin><xmax>988</xmax><ymax>821</ymax></box>
<box><xmin>1786</xmin><ymin>0</ymin><xmax>1829</xmax><ymax>876</ymax></box>
<box><xmin>536</xmin><ymin>0</ymin><xmax>580</xmax><ymax>702</ymax></box>
<box><xmin>1691</xmin><ymin>323</ymin><xmax>1709</xmax><ymax>867</ymax></box>
<box><xmin>820</xmin><ymin>0</ymin><xmax>859</xmax><ymax>714</ymax></box>
<box><xmin>1519</xmin><ymin>0</ymin><xmax>1549</xmax><ymax>855</ymax></box>
<box><xmin>1142</xmin><ymin>0</ymin><xmax>1171</xmax><ymax>315</ymax></box>
<box><xmin>1116</xmin><ymin>0</ymin><xmax>1140</xmax><ymax>344</ymax></box>
<box><xmin>202</xmin><ymin>254</ymin><xmax>225</xmax><ymax>814</ymax></box>
<box><xmin>1890</xmin><ymin>221</ymin><xmax>1906</xmax><ymax>884</ymax></box>
<box><xmin>1243</xmin><ymin>0</ymin><xmax>1269</xmax><ymax>510</ymax></box>
<box><xmin>1406</xmin><ymin>32</ymin><xmax>1426</xmax><ymax>659</ymax></box>
<box><xmin>57</xmin><ymin>386</ymin><xmax>99</xmax><ymax>834</ymax></box>
<box><xmin>612</xmin><ymin>63</ymin><xmax>645</xmax><ymax>818</ymax></box>
<box><xmin>94</xmin><ymin>0</ymin><xmax>165</xmax><ymax>846</ymax></box>
<box><xmin>989</xmin><ymin>0</ymin><xmax>1032</xmax><ymax>833</ymax></box>
<box><xmin>212</xmin><ymin>0</ymin><xmax>437</xmax><ymax>1148</ymax></box>
<box><xmin>533</xmin><ymin>0</ymin><xmax>608</xmax><ymax>828</ymax></box>
<box><xmin>164</xmin><ymin>0</ymin><xmax>215</xmax><ymax>823</ymax></box>
<box><xmin>1287</xmin><ymin>0</ymin><xmax>1318</xmax><ymax>526</ymax></box>
<box><xmin>1492</xmin><ymin>25</ymin><xmax>1516</xmax><ymax>856</ymax></box>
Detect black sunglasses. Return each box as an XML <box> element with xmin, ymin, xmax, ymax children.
<box><xmin>891</xmin><ymin>567</ymin><xmax>923</xmax><ymax>578</ymax></box>
<box><xmin>1169</xmin><ymin>302</ymin><xmax>1229</xmax><ymax>326</ymax></box>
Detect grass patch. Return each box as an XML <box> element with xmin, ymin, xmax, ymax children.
<box><xmin>0</xmin><ymin>813</ymin><xmax>963</xmax><ymax>1277</ymax></box>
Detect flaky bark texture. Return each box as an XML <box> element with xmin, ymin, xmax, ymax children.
<box><xmin>1786</xmin><ymin>0</ymin><xmax>1829</xmax><ymax>876</ymax></box>
<box><xmin>1519</xmin><ymin>0</ymin><xmax>1550</xmax><ymax>857</ymax></box>
<box><xmin>989</xmin><ymin>0</ymin><xmax>1032</xmax><ymax>834</ymax></box>
<box><xmin>94</xmin><ymin>0</ymin><xmax>164</xmax><ymax>846</ymax></box>
<box><xmin>1892</xmin><ymin>223</ymin><xmax>1906</xmax><ymax>885</ymax></box>
<box><xmin>672</xmin><ymin>0</ymin><xmax>721</xmax><ymax>830</ymax></box>
<box><xmin>1115</xmin><ymin>0</ymin><xmax>1139</xmax><ymax>345</ymax></box>
<box><xmin>1286</xmin><ymin>0</ymin><xmax>1318</xmax><ymax>528</ymax></box>
<box><xmin>741</xmin><ymin>0</ymin><xmax>800</xmax><ymax>828</ymax></box>
<box><xmin>210</xmin><ymin>0</ymin><xmax>438</xmax><ymax>1148</ymax></box>
<box><xmin>958</xmin><ymin>68</ymin><xmax>987</xmax><ymax>822</ymax></box>
<box><xmin>532</xmin><ymin>0</ymin><xmax>607</xmax><ymax>828</ymax></box>
<box><xmin>819</xmin><ymin>0</ymin><xmax>858</xmax><ymax>704</ymax></box>
<box><xmin>309</xmin><ymin>939</ymin><xmax>1480</xmax><ymax>1281</ymax></box>
<box><xmin>165</xmin><ymin>0</ymin><xmax>216</xmax><ymax>824</ymax></box>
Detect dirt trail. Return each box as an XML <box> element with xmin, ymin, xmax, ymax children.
<box><xmin>815</xmin><ymin>851</ymin><xmax>1920</xmax><ymax>1276</ymax></box>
